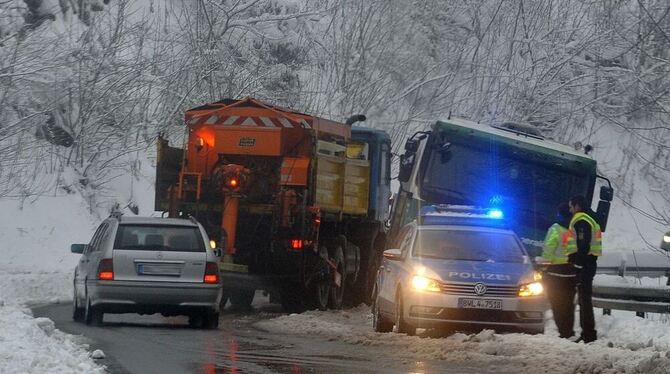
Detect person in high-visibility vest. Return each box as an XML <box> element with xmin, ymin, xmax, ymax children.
<box><xmin>541</xmin><ymin>203</ymin><xmax>576</xmax><ymax>339</ymax></box>
<box><xmin>567</xmin><ymin>195</ymin><xmax>602</xmax><ymax>343</ymax></box>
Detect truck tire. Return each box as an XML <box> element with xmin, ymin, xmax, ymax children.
<box><xmin>347</xmin><ymin>232</ymin><xmax>382</xmax><ymax>306</ymax></box>
<box><xmin>229</xmin><ymin>289</ymin><xmax>255</xmax><ymax>310</ymax></box>
<box><xmin>310</xmin><ymin>245</ymin><xmax>330</xmax><ymax>311</ymax></box>
<box><xmin>328</xmin><ymin>244</ymin><xmax>346</xmax><ymax>310</ymax></box>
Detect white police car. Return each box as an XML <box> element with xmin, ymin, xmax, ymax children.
<box><xmin>372</xmin><ymin>205</ymin><xmax>547</xmax><ymax>335</ymax></box>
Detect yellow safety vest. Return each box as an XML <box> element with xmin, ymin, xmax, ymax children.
<box><xmin>566</xmin><ymin>212</ymin><xmax>602</xmax><ymax>256</ymax></box>
<box><xmin>542</xmin><ymin>223</ymin><xmax>571</xmax><ymax>265</ymax></box>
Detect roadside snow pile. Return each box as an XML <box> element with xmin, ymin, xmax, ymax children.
<box><xmin>0</xmin><ymin>304</ymin><xmax>104</xmax><ymax>374</ymax></box>
<box><xmin>257</xmin><ymin>306</ymin><xmax>670</xmax><ymax>373</ymax></box>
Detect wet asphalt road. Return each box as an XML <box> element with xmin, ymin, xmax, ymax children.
<box><xmin>32</xmin><ymin>297</ymin><xmax>481</xmax><ymax>374</ymax></box>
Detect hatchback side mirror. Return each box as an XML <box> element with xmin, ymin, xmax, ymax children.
<box><xmin>383</xmin><ymin>248</ymin><xmax>402</xmax><ymax>261</ymax></box>
<box><xmin>70</xmin><ymin>244</ymin><xmax>88</xmax><ymax>254</ymax></box>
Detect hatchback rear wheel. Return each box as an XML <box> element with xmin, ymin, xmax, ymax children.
<box><xmin>204</xmin><ymin>311</ymin><xmax>220</xmax><ymax>330</ymax></box>
<box><xmin>72</xmin><ymin>288</ymin><xmax>84</xmax><ymax>322</ymax></box>
<box><xmin>84</xmin><ymin>295</ymin><xmax>103</xmax><ymax>326</ymax></box>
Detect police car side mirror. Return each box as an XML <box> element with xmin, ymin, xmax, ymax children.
<box><xmin>661</xmin><ymin>231</ymin><xmax>670</xmax><ymax>252</ymax></box>
<box><xmin>383</xmin><ymin>248</ymin><xmax>402</xmax><ymax>261</ymax></box>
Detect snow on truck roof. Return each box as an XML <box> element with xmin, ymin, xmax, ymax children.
<box><xmin>435</xmin><ymin>117</ymin><xmax>594</xmax><ymax>162</ymax></box>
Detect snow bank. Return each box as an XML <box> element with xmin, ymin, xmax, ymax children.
<box><xmin>257</xmin><ymin>306</ymin><xmax>670</xmax><ymax>373</ymax></box>
<box><xmin>0</xmin><ymin>304</ymin><xmax>104</xmax><ymax>374</ymax></box>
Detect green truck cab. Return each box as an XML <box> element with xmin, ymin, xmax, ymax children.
<box><xmin>390</xmin><ymin>118</ymin><xmax>614</xmax><ymax>257</ymax></box>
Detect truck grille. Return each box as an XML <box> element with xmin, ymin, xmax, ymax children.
<box><xmin>440</xmin><ymin>282</ymin><xmax>518</xmax><ymax>297</ymax></box>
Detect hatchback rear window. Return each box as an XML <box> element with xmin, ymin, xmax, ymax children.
<box><xmin>114</xmin><ymin>225</ymin><xmax>205</xmax><ymax>252</ymax></box>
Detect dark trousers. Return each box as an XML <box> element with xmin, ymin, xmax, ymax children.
<box><xmin>577</xmin><ymin>256</ymin><xmax>598</xmax><ymax>341</ymax></box>
<box><xmin>544</xmin><ymin>269</ymin><xmax>576</xmax><ymax>338</ymax></box>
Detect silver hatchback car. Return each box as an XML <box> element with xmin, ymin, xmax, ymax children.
<box><xmin>373</xmin><ymin>213</ymin><xmax>547</xmax><ymax>335</ymax></box>
<box><xmin>71</xmin><ymin>215</ymin><xmax>222</xmax><ymax>328</ymax></box>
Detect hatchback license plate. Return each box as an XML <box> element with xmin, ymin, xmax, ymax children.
<box><xmin>458</xmin><ymin>298</ymin><xmax>502</xmax><ymax>310</ymax></box>
<box><xmin>137</xmin><ymin>264</ymin><xmax>181</xmax><ymax>276</ymax></box>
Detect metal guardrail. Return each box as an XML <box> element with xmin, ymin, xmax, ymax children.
<box><xmin>592</xmin><ymin>283</ymin><xmax>670</xmax><ymax>317</ymax></box>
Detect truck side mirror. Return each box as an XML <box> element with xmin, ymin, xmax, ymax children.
<box><xmin>596</xmin><ymin>200</ymin><xmax>610</xmax><ymax>232</ymax></box>
<box><xmin>661</xmin><ymin>231</ymin><xmax>670</xmax><ymax>252</ymax></box>
<box><xmin>404</xmin><ymin>138</ymin><xmax>419</xmax><ymax>152</ymax></box>
<box><xmin>398</xmin><ymin>153</ymin><xmax>415</xmax><ymax>182</ymax></box>
<box><xmin>600</xmin><ymin>186</ymin><xmax>614</xmax><ymax>202</ymax></box>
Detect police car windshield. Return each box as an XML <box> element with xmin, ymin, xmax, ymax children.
<box><xmin>413</xmin><ymin>229</ymin><xmax>525</xmax><ymax>263</ymax></box>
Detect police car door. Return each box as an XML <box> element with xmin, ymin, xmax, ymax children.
<box><xmin>384</xmin><ymin>225</ymin><xmax>415</xmax><ymax>307</ymax></box>
<box><xmin>379</xmin><ymin>225</ymin><xmax>409</xmax><ymax>309</ymax></box>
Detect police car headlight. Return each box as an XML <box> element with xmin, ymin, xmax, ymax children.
<box><xmin>411</xmin><ymin>275</ymin><xmax>441</xmax><ymax>292</ymax></box>
<box><xmin>518</xmin><ymin>282</ymin><xmax>544</xmax><ymax>297</ymax></box>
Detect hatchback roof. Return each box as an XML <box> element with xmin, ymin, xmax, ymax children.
<box><xmin>113</xmin><ymin>217</ymin><xmax>199</xmax><ymax>227</ymax></box>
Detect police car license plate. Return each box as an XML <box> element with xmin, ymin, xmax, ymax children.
<box><xmin>458</xmin><ymin>298</ymin><xmax>502</xmax><ymax>310</ymax></box>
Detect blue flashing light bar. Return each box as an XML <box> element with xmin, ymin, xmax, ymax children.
<box><xmin>420</xmin><ymin>204</ymin><xmax>508</xmax><ymax>227</ymax></box>
<box><xmin>487</xmin><ymin>209</ymin><xmax>504</xmax><ymax>219</ymax></box>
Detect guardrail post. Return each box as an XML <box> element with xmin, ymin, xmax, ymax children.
<box><xmin>666</xmin><ymin>270</ymin><xmax>670</xmax><ymax>286</ymax></box>
<box><xmin>617</xmin><ymin>258</ymin><xmax>626</xmax><ymax>277</ymax></box>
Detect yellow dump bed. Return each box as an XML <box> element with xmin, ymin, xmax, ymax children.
<box><xmin>314</xmin><ymin>142</ymin><xmax>370</xmax><ymax>216</ymax></box>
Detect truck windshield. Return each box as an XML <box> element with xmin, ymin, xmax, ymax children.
<box><xmin>413</xmin><ymin>229</ymin><xmax>526</xmax><ymax>263</ymax></box>
<box><xmin>420</xmin><ymin>142</ymin><xmax>592</xmax><ymax>237</ymax></box>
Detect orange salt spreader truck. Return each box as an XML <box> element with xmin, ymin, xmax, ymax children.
<box><xmin>155</xmin><ymin>97</ymin><xmax>391</xmax><ymax>311</ymax></box>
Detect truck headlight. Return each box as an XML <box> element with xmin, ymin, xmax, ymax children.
<box><xmin>518</xmin><ymin>282</ymin><xmax>544</xmax><ymax>297</ymax></box>
<box><xmin>663</xmin><ymin>235</ymin><xmax>670</xmax><ymax>243</ymax></box>
<box><xmin>411</xmin><ymin>275</ymin><xmax>441</xmax><ymax>292</ymax></box>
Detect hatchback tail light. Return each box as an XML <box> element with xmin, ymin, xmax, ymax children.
<box><xmin>204</xmin><ymin>262</ymin><xmax>219</xmax><ymax>284</ymax></box>
<box><xmin>97</xmin><ymin>258</ymin><xmax>114</xmax><ymax>280</ymax></box>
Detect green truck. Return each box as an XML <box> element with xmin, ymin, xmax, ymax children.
<box><xmin>389</xmin><ymin>118</ymin><xmax>614</xmax><ymax>256</ymax></box>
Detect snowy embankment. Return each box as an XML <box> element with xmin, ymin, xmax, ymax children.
<box><xmin>0</xmin><ymin>192</ymin><xmax>106</xmax><ymax>373</ymax></box>
<box><xmin>0</xmin><ymin>160</ymin><xmax>155</xmax><ymax>373</ymax></box>
<box><xmin>257</xmin><ymin>306</ymin><xmax>670</xmax><ymax>373</ymax></box>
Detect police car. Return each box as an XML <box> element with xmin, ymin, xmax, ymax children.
<box><xmin>372</xmin><ymin>205</ymin><xmax>547</xmax><ymax>335</ymax></box>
